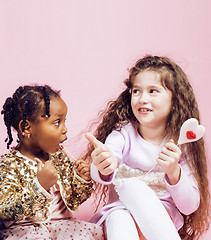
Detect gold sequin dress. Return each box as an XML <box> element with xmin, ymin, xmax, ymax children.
<box><xmin>0</xmin><ymin>149</ymin><xmax>104</xmax><ymax>240</ymax></box>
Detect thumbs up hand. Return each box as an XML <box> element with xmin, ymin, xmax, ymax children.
<box><xmin>85</xmin><ymin>132</ymin><xmax>117</xmax><ymax>176</ymax></box>
<box><xmin>34</xmin><ymin>158</ymin><xmax>58</xmax><ymax>191</ymax></box>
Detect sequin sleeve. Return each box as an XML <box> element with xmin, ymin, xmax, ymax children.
<box><xmin>51</xmin><ymin>151</ymin><xmax>93</xmax><ymax>211</ymax></box>
<box><xmin>0</xmin><ymin>152</ymin><xmax>52</xmax><ymax>222</ymax></box>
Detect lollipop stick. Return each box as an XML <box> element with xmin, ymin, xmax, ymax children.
<box><xmin>142</xmin><ymin>162</ymin><xmax>159</xmax><ymax>178</ymax></box>
<box><xmin>60</xmin><ymin>145</ymin><xmax>76</xmax><ymax>161</ymax></box>
<box><xmin>142</xmin><ymin>143</ymin><xmax>179</xmax><ymax>178</ymax></box>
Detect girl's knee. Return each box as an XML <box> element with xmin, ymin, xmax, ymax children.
<box><xmin>105</xmin><ymin>209</ymin><xmax>140</xmax><ymax>240</ymax></box>
<box><xmin>106</xmin><ymin>209</ymin><xmax>131</xmax><ymax>223</ymax></box>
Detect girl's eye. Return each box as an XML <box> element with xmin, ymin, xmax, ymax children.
<box><xmin>132</xmin><ymin>89</ymin><xmax>140</xmax><ymax>95</ymax></box>
<box><xmin>54</xmin><ymin>120</ymin><xmax>60</xmax><ymax>126</ymax></box>
<box><xmin>150</xmin><ymin>89</ymin><xmax>158</xmax><ymax>94</ymax></box>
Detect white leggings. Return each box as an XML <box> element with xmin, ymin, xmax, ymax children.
<box><xmin>106</xmin><ymin>179</ymin><xmax>181</xmax><ymax>240</ymax></box>
<box><xmin>105</xmin><ymin>209</ymin><xmax>140</xmax><ymax>240</ymax></box>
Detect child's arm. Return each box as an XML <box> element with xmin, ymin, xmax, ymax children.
<box><xmin>51</xmin><ymin>151</ymin><xmax>94</xmax><ymax>211</ymax></box>
<box><xmin>157</xmin><ymin>140</ymin><xmax>200</xmax><ymax>215</ymax></box>
<box><xmin>166</xmin><ymin>162</ymin><xmax>200</xmax><ymax>215</ymax></box>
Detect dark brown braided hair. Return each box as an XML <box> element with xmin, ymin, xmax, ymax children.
<box><xmin>83</xmin><ymin>55</ymin><xmax>210</xmax><ymax>239</ymax></box>
<box><xmin>1</xmin><ymin>84</ymin><xmax>60</xmax><ymax>149</ymax></box>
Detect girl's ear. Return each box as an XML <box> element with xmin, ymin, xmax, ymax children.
<box><xmin>18</xmin><ymin>120</ymin><xmax>32</xmax><ymax>137</ymax></box>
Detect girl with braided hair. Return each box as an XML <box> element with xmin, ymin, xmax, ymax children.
<box><xmin>84</xmin><ymin>55</ymin><xmax>210</xmax><ymax>239</ymax></box>
<box><xmin>0</xmin><ymin>84</ymin><xmax>103</xmax><ymax>239</ymax></box>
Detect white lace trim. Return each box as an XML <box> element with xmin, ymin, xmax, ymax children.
<box><xmin>112</xmin><ymin>163</ymin><xmax>167</xmax><ymax>196</ymax></box>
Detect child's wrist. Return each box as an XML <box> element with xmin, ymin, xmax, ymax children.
<box><xmin>167</xmin><ymin>165</ymin><xmax>181</xmax><ymax>185</ymax></box>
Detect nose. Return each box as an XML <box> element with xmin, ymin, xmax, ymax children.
<box><xmin>63</xmin><ymin>124</ymin><xmax>68</xmax><ymax>134</ymax></box>
<box><xmin>139</xmin><ymin>92</ymin><xmax>149</xmax><ymax>104</ymax></box>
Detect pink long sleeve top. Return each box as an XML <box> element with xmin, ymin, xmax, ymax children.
<box><xmin>90</xmin><ymin>122</ymin><xmax>200</xmax><ymax>230</ymax></box>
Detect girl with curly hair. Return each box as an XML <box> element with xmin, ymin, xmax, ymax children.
<box><xmin>84</xmin><ymin>55</ymin><xmax>210</xmax><ymax>239</ymax></box>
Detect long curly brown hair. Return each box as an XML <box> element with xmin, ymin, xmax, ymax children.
<box><xmin>83</xmin><ymin>55</ymin><xmax>210</xmax><ymax>239</ymax></box>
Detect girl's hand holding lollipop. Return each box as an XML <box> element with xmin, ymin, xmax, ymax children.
<box><xmin>145</xmin><ymin>118</ymin><xmax>205</xmax><ymax>179</ymax></box>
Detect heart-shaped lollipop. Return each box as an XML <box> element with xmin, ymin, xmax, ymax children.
<box><xmin>178</xmin><ymin>118</ymin><xmax>205</xmax><ymax>145</ymax></box>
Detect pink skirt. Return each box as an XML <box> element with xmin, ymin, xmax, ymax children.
<box><xmin>0</xmin><ymin>218</ymin><xmax>104</xmax><ymax>240</ymax></box>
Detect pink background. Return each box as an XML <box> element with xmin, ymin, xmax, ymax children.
<box><xmin>0</xmin><ymin>1</ymin><xmax>210</xmax><ymax>239</ymax></box>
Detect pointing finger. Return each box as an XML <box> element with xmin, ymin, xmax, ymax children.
<box><xmin>85</xmin><ymin>132</ymin><xmax>104</xmax><ymax>149</ymax></box>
